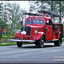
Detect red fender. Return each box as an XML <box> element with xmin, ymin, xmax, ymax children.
<box><xmin>57</xmin><ymin>32</ymin><xmax>61</xmax><ymax>40</ymax></box>
<box><xmin>15</xmin><ymin>32</ymin><xmax>20</xmax><ymax>38</ymax></box>
<box><xmin>34</xmin><ymin>32</ymin><xmax>45</xmax><ymax>40</ymax></box>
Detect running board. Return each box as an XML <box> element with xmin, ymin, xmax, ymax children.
<box><xmin>47</xmin><ymin>39</ymin><xmax>58</xmax><ymax>43</ymax></box>
<box><xmin>52</xmin><ymin>39</ymin><xmax>58</xmax><ymax>41</ymax></box>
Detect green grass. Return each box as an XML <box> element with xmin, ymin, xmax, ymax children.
<box><xmin>0</xmin><ymin>42</ymin><xmax>17</xmax><ymax>46</ymax></box>
<box><xmin>0</xmin><ymin>36</ymin><xmax>14</xmax><ymax>39</ymax></box>
<box><xmin>0</xmin><ymin>42</ymin><xmax>30</xmax><ymax>46</ymax></box>
<box><xmin>62</xmin><ymin>39</ymin><xmax>64</xmax><ymax>42</ymax></box>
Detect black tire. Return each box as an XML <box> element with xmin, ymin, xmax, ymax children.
<box><xmin>17</xmin><ymin>42</ymin><xmax>22</xmax><ymax>47</ymax></box>
<box><xmin>37</xmin><ymin>36</ymin><xmax>44</xmax><ymax>48</ymax></box>
<box><xmin>54</xmin><ymin>35</ymin><xmax>62</xmax><ymax>46</ymax></box>
<box><xmin>34</xmin><ymin>36</ymin><xmax>44</xmax><ymax>48</ymax></box>
<box><xmin>34</xmin><ymin>40</ymin><xmax>38</xmax><ymax>46</ymax></box>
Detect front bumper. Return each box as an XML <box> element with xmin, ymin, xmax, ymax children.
<box><xmin>9</xmin><ymin>39</ymin><xmax>35</xmax><ymax>42</ymax></box>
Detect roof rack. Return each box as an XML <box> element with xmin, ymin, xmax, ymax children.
<box><xmin>23</xmin><ymin>13</ymin><xmax>42</xmax><ymax>16</ymax></box>
<box><xmin>23</xmin><ymin>11</ymin><xmax>63</xmax><ymax>17</ymax></box>
<box><xmin>38</xmin><ymin>11</ymin><xmax>63</xmax><ymax>17</ymax></box>
<box><xmin>38</xmin><ymin>11</ymin><xmax>63</xmax><ymax>23</ymax></box>
<box><xmin>23</xmin><ymin>11</ymin><xmax>63</xmax><ymax>23</ymax></box>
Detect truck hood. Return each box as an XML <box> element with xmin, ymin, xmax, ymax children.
<box><xmin>27</xmin><ymin>25</ymin><xmax>44</xmax><ymax>36</ymax></box>
<box><xmin>27</xmin><ymin>24</ymin><xmax>44</xmax><ymax>29</ymax></box>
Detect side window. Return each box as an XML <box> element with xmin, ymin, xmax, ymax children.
<box><xmin>46</xmin><ymin>20</ymin><xmax>52</xmax><ymax>25</ymax></box>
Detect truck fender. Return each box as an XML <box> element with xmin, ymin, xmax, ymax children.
<box><xmin>57</xmin><ymin>32</ymin><xmax>61</xmax><ymax>40</ymax></box>
<box><xmin>15</xmin><ymin>32</ymin><xmax>19</xmax><ymax>38</ymax></box>
<box><xmin>35</xmin><ymin>32</ymin><xmax>45</xmax><ymax>40</ymax></box>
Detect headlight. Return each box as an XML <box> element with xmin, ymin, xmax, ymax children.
<box><xmin>21</xmin><ymin>31</ymin><xmax>26</xmax><ymax>34</ymax></box>
<box><xmin>35</xmin><ymin>30</ymin><xmax>38</xmax><ymax>33</ymax></box>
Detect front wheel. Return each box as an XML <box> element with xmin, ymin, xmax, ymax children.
<box><xmin>38</xmin><ymin>36</ymin><xmax>44</xmax><ymax>48</ymax></box>
<box><xmin>17</xmin><ymin>42</ymin><xmax>22</xmax><ymax>47</ymax></box>
<box><xmin>54</xmin><ymin>35</ymin><xmax>62</xmax><ymax>46</ymax></box>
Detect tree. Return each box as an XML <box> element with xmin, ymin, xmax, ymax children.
<box><xmin>0</xmin><ymin>2</ymin><xmax>8</xmax><ymax>37</ymax></box>
<box><xmin>21</xmin><ymin>9</ymin><xmax>27</xmax><ymax>25</ymax></box>
<box><xmin>6</xmin><ymin>2</ymin><xmax>21</xmax><ymax>35</ymax></box>
<box><xmin>29</xmin><ymin>1</ymin><xmax>64</xmax><ymax>23</ymax></box>
<box><xmin>29</xmin><ymin>1</ymin><xmax>50</xmax><ymax>13</ymax></box>
<box><xmin>29</xmin><ymin>1</ymin><xmax>64</xmax><ymax>16</ymax></box>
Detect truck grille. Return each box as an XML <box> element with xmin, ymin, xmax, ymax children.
<box><xmin>24</xmin><ymin>26</ymin><xmax>31</xmax><ymax>36</ymax></box>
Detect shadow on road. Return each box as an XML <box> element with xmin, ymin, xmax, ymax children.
<box><xmin>21</xmin><ymin>45</ymin><xmax>56</xmax><ymax>48</ymax></box>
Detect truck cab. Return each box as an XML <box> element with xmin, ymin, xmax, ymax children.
<box><xmin>10</xmin><ymin>11</ymin><xmax>63</xmax><ymax>48</ymax></box>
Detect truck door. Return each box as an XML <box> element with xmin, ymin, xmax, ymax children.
<box><xmin>46</xmin><ymin>20</ymin><xmax>52</xmax><ymax>40</ymax></box>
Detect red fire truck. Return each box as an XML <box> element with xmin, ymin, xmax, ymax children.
<box><xmin>10</xmin><ymin>11</ymin><xmax>63</xmax><ymax>48</ymax></box>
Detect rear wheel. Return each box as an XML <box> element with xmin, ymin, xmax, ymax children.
<box><xmin>17</xmin><ymin>42</ymin><xmax>22</xmax><ymax>47</ymax></box>
<box><xmin>54</xmin><ymin>35</ymin><xmax>62</xmax><ymax>46</ymax></box>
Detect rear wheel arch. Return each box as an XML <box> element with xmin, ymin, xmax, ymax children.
<box><xmin>57</xmin><ymin>32</ymin><xmax>62</xmax><ymax>39</ymax></box>
<box><xmin>54</xmin><ymin>34</ymin><xmax>62</xmax><ymax>46</ymax></box>
<box><xmin>59</xmin><ymin>34</ymin><xmax>62</xmax><ymax>44</ymax></box>
<box><xmin>60</xmin><ymin>33</ymin><xmax>62</xmax><ymax>38</ymax></box>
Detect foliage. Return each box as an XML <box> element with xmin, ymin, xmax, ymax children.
<box><xmin>0</xmin><ymin>2</ymin><xmax>8</xmax><ymax>37</ymax></box>
<box><xmin>21</xmin><ymin>9</ymin><xmax>27</xmax><ymax>25</ymax></box>
<box><xmin>6</xmin><ymin>2</ymin><xmax>27</xmax><ymax>35</ymax></box>
<box><xmin>0</xmin><ymin>36</ymin><xmax>14</xmax><ymax>39</ymax></box>
<box><xmin>7</xmin><ymin>2</ymin><xmax>21</xmax><ymax>30</ymax></box>
<box><xmin>0</xmin><ymin>1</ymin><xmax>28</xmax><ymax>37</ymax></box>
<box><xmin>29</xmin><ymin>1</ymin><xmax>64</xmax><ymax>16</ymax></box>
<box><xmin>29</xmin><ymin>1</ymin><xmax>50</xmax><ymax>13</ymax></box>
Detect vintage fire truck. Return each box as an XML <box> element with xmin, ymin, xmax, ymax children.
<box><xmin>10</xmin><ymin>11</ymin><xmax>63</xmax><ymax>48</ymax></box>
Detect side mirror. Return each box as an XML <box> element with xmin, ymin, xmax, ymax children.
<box><xmin>47</xmin><ymin>20</ymin><xmax>49</xmax><ymax>23</ymax></box>
<box><xmin>21</xmin><ymin>21</ymin><xmax>23</xmax><ymax>25</ymax></box>
<box><xmin>46</xmin><ymin>20</ymin><xmax>49</xmax><ymax>25</ymax></box>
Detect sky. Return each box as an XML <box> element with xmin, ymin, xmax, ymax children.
<box><xmin>0</xmin><ymin>1</ymin><xmax>30</xmax><ymax>12</ymax></box>
<box><xmin>10</xmin><ymin>1</ymin><xmax>30</xmax><ymax>12</ymax></box>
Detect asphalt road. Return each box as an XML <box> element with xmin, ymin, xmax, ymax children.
<box><xmin>0</xmin><ymin>42</ymin><xmax>64</xmax><ymax>63</ymax></box>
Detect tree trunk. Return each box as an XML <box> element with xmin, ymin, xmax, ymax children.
<box><xmin>0</xmin><ymin>27</ymin><xmax>3</xmax><ymax>37</ymax></box>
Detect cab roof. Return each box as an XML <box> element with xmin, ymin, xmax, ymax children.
<box><xmin>26</xmin><ymin>16</ymin><xmax>52</xmax><ymax>21</ymax></box>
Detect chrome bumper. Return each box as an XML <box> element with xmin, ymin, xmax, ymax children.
<box><xmin>9</xmin><ymin>39</ymin><xmax>35</xmax><ymax>42</ymax></box>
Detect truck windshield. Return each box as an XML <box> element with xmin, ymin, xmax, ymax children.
<box><xmin>26</xmin><ymin>18</ymin><xmax>45</xmax><ymax>25</ymax></box>
<box><xmin>27</xmin><ymin>20</ymin><xmax>35</xmax><ymax>24</ymax></box>
<box><xmin>36</xmin><ymin>20</ymin><xmax>45</xmax><ymax>24</ymax></box>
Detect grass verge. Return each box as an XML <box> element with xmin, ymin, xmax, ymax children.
<box><xmin>0</xmin><ymin>36</ymin><xmax>14</xmax><ymax>39</ymax></box>
<box><xmin>0</xmin><ymin>42</ymin><xmax>30</xmax><ymax>46</ymax></box>
<box><xmin>0</xmin><ymin>42</ymin><xmax>17</xmax><ymax>46</ymax></box>
<box><xmin>62</xmin><ymin>39</ymin><xmax>64</xmax><ymax>42</ymax></box>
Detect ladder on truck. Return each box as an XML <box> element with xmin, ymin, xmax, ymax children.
<box><xmin>23</xmin><ymin>10</ymin><xmax>63</xmax><ymax>23</ymax></box>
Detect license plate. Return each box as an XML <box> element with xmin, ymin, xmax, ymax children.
<box><xmin>21</xmin><ymin>37</ymin><xmax>23</xmax><ymax>40</ymax></box>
